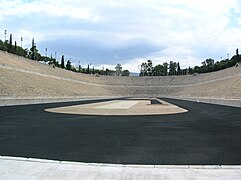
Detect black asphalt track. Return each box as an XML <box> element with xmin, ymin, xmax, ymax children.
<box><xmin>0</xmin><ymin>98</ymin><xmax>241</xmax><ymax>165</ymax></box>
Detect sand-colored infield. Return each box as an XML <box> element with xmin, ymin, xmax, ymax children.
<box><xmin>45</xmin><ymin>98</ymin><xmax>188</xmax><ymax>116</ymax></box>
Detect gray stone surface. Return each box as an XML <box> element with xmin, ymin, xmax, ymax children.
<box><xmin>2</xmin><ymin>96</ymin><xmax>240</xmax><ymax>108</ymax></box>
<box><xmin>0</xmin><ymin>156</ymin><xmax>241</xmax><ymax>180</ymax></box>
<box><xmin>0</xmin><ymin>96</ymin><xmax>120</xmax><ymax>107</ymax></box>
<box><xmin>168</xmin><ymin>96</ymin><xmax>241</xmax><ymax>108</ymax></box>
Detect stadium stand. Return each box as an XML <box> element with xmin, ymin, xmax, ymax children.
<box><xmin>1</xmin><ymin>50</ymin><xmax>241</xmax><ymax>98</ymax></box>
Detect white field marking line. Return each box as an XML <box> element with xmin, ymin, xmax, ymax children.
<box><xmin>1</xmin><ymin>64</ymin><xmax>241</xmax><ymax>88</ymax></box>
<box><xmin>94</xmin><ymin>100</ymin><xmax>141</xmax><ymax>109</ymax></box>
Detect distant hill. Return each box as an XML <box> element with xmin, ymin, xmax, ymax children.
<box><xmin>130</xmin><ymin>72</ymin><xmax>139</xmax><ymax>76</ymax></box>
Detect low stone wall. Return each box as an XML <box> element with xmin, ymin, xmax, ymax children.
<box><xmin>1</xmin><ymin>96</ymin><xmax>241</xmax><ymax>108</ymax></box>
<box><xmin>0</xmin><ymin>96</ymin><xmax>120</xmax><ymax>107</ymax></box>
<box><xmin>169</xmin><ymin>96</ymin><xmax>241</xmax><ymax>108</ymax></box>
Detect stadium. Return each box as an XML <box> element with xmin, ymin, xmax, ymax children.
<box><xmin>1</xmin><ymin>50</ymin><xmax>241</xmax><ymax>99</ymax></box>
<box><xmin>1</xmin><ymin>50</ymin><xmax>241</xmax><ymax>179</ymax></box>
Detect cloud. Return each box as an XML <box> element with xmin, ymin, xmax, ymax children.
<box><xmin>0</xmin><ymin>0</ymin><xmax>99</xmax><ymax>21</ymax></box>
<box><xmin>37</xmin><ymin>35</ymin><xmax>162</xmax><ymax>66</ymax></box>
<box><xmin>1</xmin><ymin>0</ymin><xmax>241</xmax><ymax>72</ymax></box>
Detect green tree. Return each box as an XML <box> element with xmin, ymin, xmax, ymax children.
<box><xmin>29</xmin><ymin>38</ymin><xmax>41</xmax><ymax>60</ymax></box>
<box><xmin>188</xmin><ymin>66</ymin><xmax>194</xmax><ymax>74</ymax></box>
<box><xmin>194</xmin><ymin>66</ymin><xmax>200</xmax><ymax>73</ymax></box>
<box><xmin>177</xmin><ymin>62</ymin><xmax>181</xmax><ymax>75</ymax></box>
<box><xmin>105</xmin><ymin>68</ymin><xmax>110</xmax><ymax>75</ymax></box>
<box><xmin>0</xmin><ymin>39</ymin><xmax>8</xmax><ymax>51</ymax></box>
<box><xmin>30</xmin><ymin>38</ymin><xmax>35</xmax><ymax>59</ymax></box>
<box><xmin>169</xmin><ymin>61</ymin><xmax>177</xmax><ymax>75</ymax></box>
<box><xmin>202</xmin><ymin>58</ymin><xmax>215</xmax><ymax>72</ymax></box>
<box><xmin>78</xmin><ymin>64</ymin><xmax>82</xmax><ymax>72</ymax></box>
<box><xmin>139</xmin><ymin>60</ymin><xmax>153</xmax><ymax>76</ymax></box>
<box><xmin>61</xmin><ymin>55</ymin><xmax>65</xmax><ymax>68</ymax></box>
<box><xmin>202</xmin><ymin>61</ymin><xmax>206</xmax><ymax>66</ymax></box>
<box><xmin>66</xmin><ymin>60</ymin><xmax>71</xmax><ymax>70</ymax></box>
<box><xmin>122</xmin><ymin>70</ymin><xmax>130</xmax><ymax>76</ymax></box>
<box><xmin>86</xmin><ymin>64</ymin><xmax>90</xmax><ymax>74</ymax></box>
<box><xmin>153</xmin><ymin>64</ymin><xmax>168</xmax><ymax>76</ymax></box>
<box><xmin>9</xmin><ymin>34</ymin><xmax>13</xmax><ymax>52</ymax></box>
<box><xmin>142</xmin><ymin>61</ymin><xmax>169</xmax><ymax>76</ymax></box>
<box><xmin>163</xmin><ymin>62</ymin><xmax>168</xmax><ymax>76</ymax></box>
<box><xmin>153</xmin><ymin>64</ymin><xmax>163</xmax><ymax>76</ymax></box>
<box><xmin>14</xmin><ymin>41</ymin><xmax>17</xmax><ymax>53</ymax></box>
<box><xmin>232</xmin><ymin>48</ymin><xmax>241</xmax><ymax>64</ymax></box>
<box><xmin>115</xmin><ymin>63</ymin><xmax>122</xmax><ymax>76</ymax></box>
<box><xmin>206</xmin><ymin>58</ymin><xmax>214</xmax><ymax>69</ymax></box>
<box><xmin>140</xmin><ymin>62</ymin><xmax>147</xmax><ymax>76</ymax></box>
<box><xmin>147</xmin><ymin>60</ymin><xmax>153</xmax><ymax>76</ymax></box>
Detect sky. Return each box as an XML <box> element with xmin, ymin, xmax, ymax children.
<box><xmin>1</xmin><ymin>0</ymin><xmax>241</xmax><ymax>72</ymax></box>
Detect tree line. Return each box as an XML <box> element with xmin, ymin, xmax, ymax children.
<box><xmin>1</xmin><ymin>33</ymin><xmax>240</xmax><ymax>77</ymax></box>
<box><xmin>140</xmin><ymin>60</ymin><xmax>187</xmax><ymax>76</ymax></box>
<box><xmin>140</xmin><ymin>50</ymin><xmax>241</xmax><ymax>76</ymax></box>
<box><xmin>0</xmin><ymin>35</ymin><xmax>61</xmax><ymax>66</ymax></box>
<box><xmin>0</xmin><ymin>33</ymin><xmax>130</xmax><ymax>76</ymax></box>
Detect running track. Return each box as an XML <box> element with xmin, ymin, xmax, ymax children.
<box><xmin>0</xmin><ymin>98</ymin><xmax>241</xmax><ymax>165</ymax></box>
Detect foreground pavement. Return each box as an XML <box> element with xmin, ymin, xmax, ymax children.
<box><xmin>1</xmin><ymin>98</ymin><xmax>241</xmax><ymax>179</ymax></box>
<box><xmin>1</xmin><ymin>156</ymin><xmax>241</xmax><ymax>180</ymax></box>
